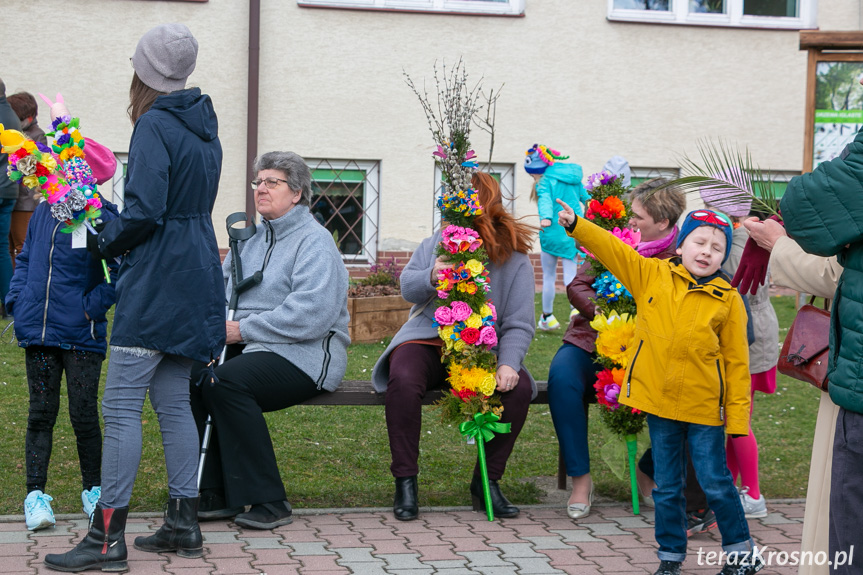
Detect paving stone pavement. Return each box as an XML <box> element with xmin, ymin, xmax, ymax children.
<box><xmin>1</xmin><ymin>500</ymin><xmax>805</xmax><ymax>574</ymax></box>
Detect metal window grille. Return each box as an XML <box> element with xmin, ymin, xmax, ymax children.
<box><xmin>307</xmin><ymin>158</ymin><xmax>381</xmax><ymax>263</ymax></box>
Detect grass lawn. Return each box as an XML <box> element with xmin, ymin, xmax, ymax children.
<box><xmin>0</xmin><ymin>294</ymin><xmax>818</xmax><ymax>515</ymax></box>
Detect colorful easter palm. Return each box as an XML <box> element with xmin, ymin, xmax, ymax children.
<box><xmin>405</xmin><ymin>61</ymin><xmax>507</xmax><ymax>521</ymax></box>
<box><xmin>0</xmin><ymin>93</ymin><xmax>110</xmax><ymax>281</ymax></box>
<box><xmin>580</xmin><ymin>171</ymin><xmax>646</xmax><ymax>514</ymax></box>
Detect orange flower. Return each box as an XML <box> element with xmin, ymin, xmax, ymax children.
<box><xmin>603</xmin><ymin>196</ymin><xmax>626</xmax><ymax>218</ymax></box>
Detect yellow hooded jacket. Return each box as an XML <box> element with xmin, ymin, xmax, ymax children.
<box><xmin>570</xmin><ymin>216</ymin><xmax>751</xmax><ymax>435</ymax></box>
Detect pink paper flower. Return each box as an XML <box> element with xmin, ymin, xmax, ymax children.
<box><xmin>478</xmin><ymin>326</ymin><xmax>497</xmax><ymax>346</ymax></box>
<box><xmin>450</xmin><ymin>301</ymin><xmax>472</xmax><ymax>322</ymax></box>
<box><xmin>611</xmin><ymin>226</ymin><xmax>641</xmax><ymax>249</ymax></box>
<box><xmin>434</xmin><ymin>306</ymin><xmax>454</xmax><ymax>326</ymax></box>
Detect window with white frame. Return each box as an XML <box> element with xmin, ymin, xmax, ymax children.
<box><xmin>608</xmin><ymin>0</ymin><xmax>816</xmax><ymax>29</ymax></box>
<box><xmin>308</xmin><ymin>159</ymin><xmax>381</xmax><ymax>263</ymax></box>
<box><xmin>298</xmin><ymin>0</ymin><xmax>524</xmax><ymax>16</ymax></box>
<box><xmin>432</xmin><ymin>163</ymin><xmax>516</xmax><ymax>233</ymax></box>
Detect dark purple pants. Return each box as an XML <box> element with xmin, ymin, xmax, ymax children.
<box><xmin>385</xmin><ymin>343</ymin><xmax>532</xmax><ymax>480</ymax></box>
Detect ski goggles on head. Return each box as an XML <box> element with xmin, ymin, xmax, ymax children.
<box><xmin>689</xmin><ymin>209</ymin><xmax>731</xmax><ymax>228</ymax></box>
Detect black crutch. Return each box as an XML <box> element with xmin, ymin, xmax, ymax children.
<box><xmin>196</xmin><ymin>212</ymin><xmax>263</xmax><ymax>490</ymax></box>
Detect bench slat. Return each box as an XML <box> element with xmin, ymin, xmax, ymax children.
<box><xmin>299</xmin><ymin>380</ymin><xmax>549</xmax><ymax>406</ymax></box>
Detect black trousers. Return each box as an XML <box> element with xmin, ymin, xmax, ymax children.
<box><xmin>385</xmin><ymin>343</ymin><xmax>532</xmax><ymax>480</ymax></box>
<box><xmin>190</xmin><ymin>346</ymin><xmax>324</xmax><ymax>508</ymax></box>
<box><xmin>25</xmin><ymin>346</ymin><xmax>103</xmax><ymax>493</ymax></box>
<box><xmin>829</xmin><ymin>407</ymin><xmax>863</xmax><ymax>575</ymax></box>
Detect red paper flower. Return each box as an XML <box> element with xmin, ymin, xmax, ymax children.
<box><xmin>452</xmin><ymin>388</ymin><xmax>478</xmax><ymax>402</ymax></box>
<box><xmin>460</xmin><ymin>327</ymin><xmax>480</xmax><ymax>344</ymax></box>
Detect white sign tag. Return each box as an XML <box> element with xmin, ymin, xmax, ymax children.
<box><xmin>71</xmin><ymin>226</ymin><xmax>87</xmax><ymax>249</ymax></box>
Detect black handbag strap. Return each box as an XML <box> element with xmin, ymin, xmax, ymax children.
<box><xmin>806</xmin><ymin>295</ymin><xmax>830</xmax><ymax>311</ymax></box>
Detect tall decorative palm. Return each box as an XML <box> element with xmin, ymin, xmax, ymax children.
<box><xmin>665</xmin><ymin>138</ymin><xmax>781</xmax><ymax>218</ymax></box>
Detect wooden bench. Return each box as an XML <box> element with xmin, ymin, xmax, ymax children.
<box><xmin>299</xmin><ymin>379</ymin><xmax>575</xmax><ymax>490</ymax></box>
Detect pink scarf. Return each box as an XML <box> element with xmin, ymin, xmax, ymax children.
<box><xmin>637</xmin><ymin>226</ymin><xmax>678</xmax><ymax>258</ymax></box>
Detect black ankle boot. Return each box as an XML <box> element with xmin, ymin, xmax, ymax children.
<box><xmin>470</xmin><ymin>475</ymin><xmax>519</xmax><ymax>518</ymax></box>
<box><xmin>134</xmin><ymin>497</ymin><xmax>203</xmax><ymax>558</ymax></box>
<box><xmin>393</xmin><ymin>476</ymin><xmax>418</xmax><ymax>521</ymax></box>
<box><xmin>44</xmin><ymin>504</ymin><xmax>128</xmax><ymax>572</ymax></box>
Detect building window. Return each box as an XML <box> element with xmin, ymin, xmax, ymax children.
<box><xmin>297</xmin><ymin>0</ymin><xmax>524</xmax><ymax>16</ymax></box>
<box><xmin>629</xmin><ymin>166</ymin><xmax>680</xmax><ymax>188</ymax></box>
<box><xmin>608</xmin><ymin>0</ymin><xmax>815</xmax><ymax>29</ymax></box>
<box><xmin>308</xmin><ymin>159</ymin><xmax>381</xmax><ymax>263</ymax></box>
<box><xmin>432</xmin><ymin>163</ymin><xmax>516</xmax><ymax>233</ymax></box>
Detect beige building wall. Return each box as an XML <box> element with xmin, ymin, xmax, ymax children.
<box><xmin>4</xmin><ymin>0</ymin><xmax>862</xmax><ymax>251</ymax></box>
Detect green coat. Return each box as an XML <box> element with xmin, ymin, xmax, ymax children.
<box><xmin>780</xmin><ymin>130</ymin><xmax>863</xmax><ymax>414</ymax></box>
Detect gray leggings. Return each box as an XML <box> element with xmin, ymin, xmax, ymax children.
<box><xmin>100</xmin><ymin>349</ymin><xmax>196</xmax><ymax>508</ymax></box>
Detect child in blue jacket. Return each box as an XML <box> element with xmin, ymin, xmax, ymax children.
<box><xmin>6</xmin><ymin>196</ymin><xmax>118</xmax><ymax>531</ymax></box>
<box><xmin>525</xmin><ymin>144</ymin><xmax>589</xmax><ymax>331</ymax></box>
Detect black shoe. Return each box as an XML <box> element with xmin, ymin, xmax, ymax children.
<box><xmin>134</xmin><ymin>497</ymin><xmax>203</xmax><ymax>558</ymax></box>
<box><xmin>198</xmin><ymin>489</ymin><xmax>244</xmax><ymax>521</ymax></box>
<box><xmin>393</xmin><ymin>476</ymin><xmax>418</xmax><ymax>521</ymax></box>
<box><xmin>718</xmin><ymin>550</ymin><xmax>766</xmax><ymax>575</ymax></box>
<box><xmin>655</xmin><ymin>560</ymin><xmax>682</xmax><ymax>575</ymax></box>
<box><xmin>233</xmin><ymin>500</ymin><xmax>293</xmax><ymax>530</ymax></box>
<box><xmin>687</xmin><ymin>508</ymin><xmax>718</xmax><ymax>537</ymax></box>
<box><xmin>470</xmin><ymin>475</ymin><xmax>519</xmax><ymax>518</ymax></box>
<box><xmin>44</xmin><ymin>504</ymin><xmax>128</xmax><ymax>572</ymax></box>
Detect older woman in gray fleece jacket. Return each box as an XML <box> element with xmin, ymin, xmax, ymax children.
<box><xmin>371</xmin><ymin>172</ymin><xmax>536</xmax><ymax>521</ymax></box>
<box><xmin>190</xmin><ymin>151</ymin><xmax>349</xmax><ymax>530</ymax></box>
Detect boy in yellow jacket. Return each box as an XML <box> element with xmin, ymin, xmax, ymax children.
<box><xmin>557</xmin><ymin>200</ymin><xmax>760</xmax><ymax>575</ymax></box>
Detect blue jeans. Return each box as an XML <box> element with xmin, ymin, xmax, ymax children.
<box><xmin>0</xmin><ymin>197</ymin><xmax>15</xmax><ymax>302</ymax></box>
<box><xmin>548</xmin><ymin>343</ymin><xmax>599</xmax><ymax>477</ymax></box>
<box><xmin>647</xmin><ymin>414</ymin><xmax>752</xmax><ymax>562</ymax></box>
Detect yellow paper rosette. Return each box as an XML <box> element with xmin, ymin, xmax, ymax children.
<box><xmin>465</xmin><ymin>313</ymin><xmax>483</xmax><ymax>329</ymax></box>
<box><xmin>590</xmin><ymin>311</ymin><xmax>637</xmax><ymax>368</ymax></box>
<box><xmin>465</xmin><ymin>259</ymin><xmax>484</xmax><ymax>276</ymax></box>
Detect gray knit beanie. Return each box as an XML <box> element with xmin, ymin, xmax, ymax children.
<box><xmin>132</xmin><ymin>24</ymin><xmax>198</xmax><ymax>93</ymax></box>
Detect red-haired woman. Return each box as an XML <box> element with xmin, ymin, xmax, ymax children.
<box><xmin>371</xmin><ymin>172</ymin><xmax>536</xmax><ymax>521</ymax></box>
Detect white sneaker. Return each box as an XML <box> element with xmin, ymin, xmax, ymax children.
<box><xmin>570</xmin><ymin>307</ymin><xmax>579</xmax><ymax>319</ymax></box>
<box><xmin>82</xmin><ymin>486</ymin><xmax>101</xmax><ymax>518</ymax></box>
<box><xmin>24</xmin><ymin>490</ymin><xmax>55</xmax><ymax>531</ymax></box>
<box><xmin>739</xmin><ymin>486</ymin><xmax>767</xmax><ymax>518</ymax></box>
<box><xmin>537</xmin><ymin>314</ymin><xmax>560</xmax><ymax>331</ymax></box>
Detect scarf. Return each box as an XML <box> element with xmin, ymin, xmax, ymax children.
<box><xmin>637</xmin><ymin>226</ymin><xmax>678</xmax><ymax>258</ymax></box>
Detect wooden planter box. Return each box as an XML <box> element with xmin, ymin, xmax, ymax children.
<box><xmin>348</xmin><ymin>295</ymin><xmax>413</xmax><ymax>344</ymax></box>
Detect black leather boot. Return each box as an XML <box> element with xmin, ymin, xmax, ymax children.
<box><xmin>470</xmin><ymin>475</ymin><xmax>519</xmax><ymax>518</ymax></box>
<box><xmin>393</xmin><ymin>476</ymin><xmax>418</xmax><ymax>521</ymax></box>
<box><xmin>134</xmin><ymin>497</ymin><xmax>203</xmax><ymax>558</ymax></box>
<box><xmin>44</xmin><ymin>504</ymin><xmax>128</xmax><ymax>572</ymax></box>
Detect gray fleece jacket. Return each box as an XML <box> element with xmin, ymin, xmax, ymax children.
<box><xmin>229</xmin><ymin>205</ymin><xmax>350</xmax><ymax>391</ymax></box>
<box><xmin>371</xmin><ymin>231</ymin><xmax>537</xmax><ymax>397</ymax></box>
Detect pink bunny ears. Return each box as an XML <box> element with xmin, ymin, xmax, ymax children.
<box><xmin>38</xmin><ymin>92</ymin><xmax>71</xmax><ymax>122</ymax></box>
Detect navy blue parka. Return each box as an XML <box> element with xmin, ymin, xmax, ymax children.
<box><xmin>95</xmin><ymin>88</ymin><xmax>226</xmax><ymax>362</ymax></box>
<box><xmin>5</xmin><ymin>201</ymin><xmax>119</xmax><ymax>354</ymax></box>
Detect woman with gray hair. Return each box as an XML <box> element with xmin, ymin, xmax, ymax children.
<box><xmin>189</xmin><ymin>150</ymin><xmax>350</xmax><ymax>530</ymax></box>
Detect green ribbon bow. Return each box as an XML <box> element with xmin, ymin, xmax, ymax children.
<box><xmin>459</xmin><ymin>411</ymin><xmax>511</xmax><ymax>521</ymax></box>
<box><xmin>458</xmin><ymin>411</ymin><xmax>511</xmax><ymax>442</ymax></box>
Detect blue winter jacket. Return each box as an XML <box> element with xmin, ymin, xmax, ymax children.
<box><xmin>6</xmin><ymin>201</ymin><xmax>119</xmax><ymax>355</ymax></box>
<box><xmin>535</xmin><ymin>162</ymin><xmax>589</xmax><ymax>259</ymax></box>
<box><xmin>95</xmin><ymin>88</ymin><xmax>226</xmax><ymax>362</ymax></box>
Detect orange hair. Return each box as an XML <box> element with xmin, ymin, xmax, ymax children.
<box><xmin>471</xmin><ymin>172</ymin><xmax>535</xmax><ymax>265</ymax></box>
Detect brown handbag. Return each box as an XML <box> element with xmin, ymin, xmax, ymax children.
<box><xmin>777</xmin><ymin>297</ymin><xmax>830</xmax><ymax>391</ymax></box>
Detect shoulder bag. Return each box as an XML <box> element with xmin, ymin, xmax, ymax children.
<box><xmin>777</xmin><ymin>296</ymin><xmax>830</xmax><ymax>391</ymax></box>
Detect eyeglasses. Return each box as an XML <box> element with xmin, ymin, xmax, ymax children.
<box><xmin>250</xmin><ymin>177</ymin><xmax>289</xmax><ymax>190</ymax></box>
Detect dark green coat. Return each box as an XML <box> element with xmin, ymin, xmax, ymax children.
<box><xmin>780</xmin><ymin>129</ymin><xmax>863</xmax><ymax>414</ymax></box>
